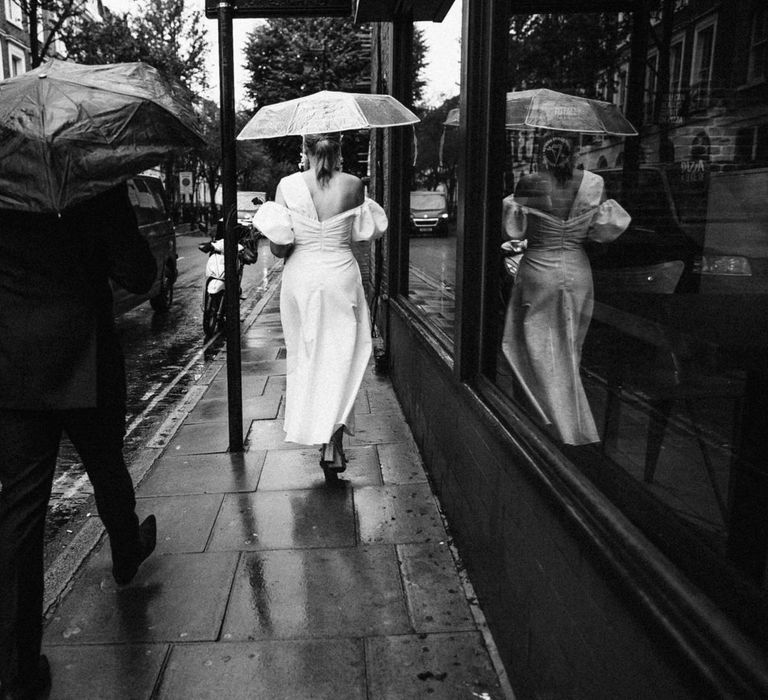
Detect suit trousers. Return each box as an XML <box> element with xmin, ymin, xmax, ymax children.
<box><xmin>0</xmin><ymin>406</ymin><xmax>141</xmax><ymax>687</ymax></box>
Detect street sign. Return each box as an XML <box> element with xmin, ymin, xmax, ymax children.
<box><xmin>204</xmin><ymin>0</ymin><xmax>352</xmax><ymax>19</ymax></box>
<box><xmin>178</xmin><ymin>171</ymin><xmax>193</xmax><ymax>196</ymax></box>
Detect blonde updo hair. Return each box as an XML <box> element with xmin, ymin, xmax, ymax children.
<box><xmin>302</xmin><ymin>132</ymin><xmax>341</xmax><ymax>187</ymax></box>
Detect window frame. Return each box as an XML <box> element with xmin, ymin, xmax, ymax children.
<box><xmin>690</xmin><ymin>15</ymin><xmax>717</xmax><ymax>95</ymax></box>
<box><xmin>7</xmin><ymin>41</ymin><xmax>25</xmax><ymax>77</ymax></box>
<box><xmin>4</xmin><ymin>0</ymin><xmax>23</xmax><ymax>27</ymax></box>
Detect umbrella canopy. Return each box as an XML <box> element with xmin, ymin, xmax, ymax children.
<box><xmin>505</xmin><ymin>88</ymin><xmax>637</xmax><ymax>135</ymax></box>
<box><xmin>237</xmin><ymin>90</ymin><xmax>420</xmax><ymax>140</ymax></box>
<box><xmin>0</xmin><ymin>59</ymin><xmax>205</xmax><ymax>213</ymax></box>
<box><xmin>442</xmin><ymin>90</ymin><xmax>637</xmax><ymax>136</ymax></box>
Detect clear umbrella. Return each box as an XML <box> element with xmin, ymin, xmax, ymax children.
<box><xmin>0</xmin><ymin>59</ymin><xmax>204</xmax><ymax>213</ymax></box>
<box><xmin>442</xmin><ymin>89</ymin><xmax>637</xmax><ymax>135</ymax></box>
<box><xmin>237</xmin><ymin>90</ymin><xmax>420</xmax><ymax>140</ymax></box>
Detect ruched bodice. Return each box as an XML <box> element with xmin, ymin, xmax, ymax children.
<box><xmin>253</xmin><ymin>172</ymin><xmax>387</xmax><ymax>445</ymax></box>
<box><xmin>501</xmin><ymin>170</ymin><xmax>630</xmax><ymax>445</ymax></box>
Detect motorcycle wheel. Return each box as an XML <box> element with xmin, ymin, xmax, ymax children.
<box><xmin>203</xmin><ymin>289</ymin><xmax>224</xmax><ymax>338</ymax></box>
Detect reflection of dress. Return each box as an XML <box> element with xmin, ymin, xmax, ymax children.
<box><xmin>501</xmin><ymin>170</ymin><xmax>629</xmax><ymax>445</ymax></box>
<box><xmin>254</xmin><ymin>172</ymin><xmax>387</xmax><ymax>444</ymax></box>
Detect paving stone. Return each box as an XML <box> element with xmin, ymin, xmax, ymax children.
<box><xmin>349</xmin><ymin>413</ymin><xmax>415</xmax><ymax>445</ymax></box>
<box><xmin>246</xmin><ymin>419</ymin><xmax>305</xmax><ymax>450</ymax></box>
<box><xmin>355</xmin><ymin>484</ymin><xmax>446</xmax><ymax>545</ymax></box>
<box><xmin>45</xmin><ymin>552</ymin><xmax>238</xmax><ymax>644</ymax></box>
<box><xmin>239</xmin><ymin>346</ymin><xmax>283</xmax><ymax>362</ymax></box>
<box><xmin>221</xmin><ymin>547</ymin><xmax>411</xmax><ymax>640</ymax></box>
<box><xmin>203</xmin><ymin>374</ymin><xmax>268</xmax><ymax>399</ymax></box>
<box><xmin>366</xmin><ymin>386</ymin><xmax>405</xmax><ymax>415</ymax></box>
<box><xmin>263</xmin><ymin>375</ymin><xmax>287</xmax><ymax>394</ymax></box>
<box><xmin>135</xmin><ymin>494</ymin><xmax>223</xmax><ymax>554</ymax></box>
<box><xmin>365</xmin><ymin>632</ymin><xmax>504</xmax><ymax>699</ymax></box>
<box><xmin>398</xmin><ymin>542</ymin><xmax>475</xmax><ymax>633</ymax></box>
<box><xmin>41</xmin><ymin>644</ymin><xmax>167</xmax><ymax>700</ymax></box>
<box><xmin>163</xmin><ymin>422</ymin><xmax>247</xmax><ymax>455</ymax></box>
<box><xmin>236</xmin><ymin>359</ymin><xmax>287</xmax><ymax>376</ymax></box>
<box><xmin>258</xmin><ymin>445</ymin><xmax>382</xmax><ymax>490</ymax></box>
<box><xmin>207</xmin><ymin>489</ymin><xmax>355</xmax><ymax>551</ymax></box>
<box><xmin>377</xmin><ymin>443</ymin><xmax>428</xmax><ymax>484</ymax></box>
<box><xmin>157</xmin><ymin>639</ymin><xmax>365</xmax><ymax>700</ymax></box>
<box><xmin>185</xmin><ymin>393</ymin><xmax>281</xmax><ymax>424</ymax></box>
<box><xmin>137</xmin><ymin>452</ymin><xmax>266</xmax><ymax>496</ymax></box>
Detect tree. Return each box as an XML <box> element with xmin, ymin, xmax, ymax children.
<box><xmin>242</xmin><ymin>17</ymin><xmax>427</xmax><ymax>175</ymax></box>
<box><xmin>13</xmin><ymin>0</ymin><xmax>91</xmax><ymax>67</ymax></box>
<box><xmin>62</xmin><ymin>0</ymin><xmax>208</xmax><ymax>93</ymax></box>
<box><xmin>507</xmin><ymin>13</ymin><xmax>626</xmax><ymax>98</ymax></box>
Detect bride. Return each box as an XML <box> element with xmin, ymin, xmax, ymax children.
<box><xmin>254</xmin><ymin>132</ymin><xmax>387</xmax><ymax>483</ymax></box>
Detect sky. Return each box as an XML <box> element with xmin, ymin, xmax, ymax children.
<box><xmin>101</xmin><ymin>0</ymin><xmax>462</xmax><ymax>108</ymax></box>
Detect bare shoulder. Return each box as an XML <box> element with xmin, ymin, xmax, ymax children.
<box><xmin>339</xmin><ymin>173</ymin><xmax>365</xmax><ymax>207</ymax></box>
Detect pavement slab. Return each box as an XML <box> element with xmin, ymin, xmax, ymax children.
<box><xmin>157</xmin><ymin>640</ymin><xmax>366</xmax><ymax>700</ymax></box>
<box><xmin>45</xmin><ymin>551</ymin><xmax>238</xmax><ymax>644</ymax></box>
<box><xmin>137</xmin><ymin>451</ymin><xmax>266</xmax><ymax>496</ymax></box>
<box><xmin>135</xmin><ymin>494</ymin><xmax>223</xmax><ymax>554</ymax></box>
<box><xmin>365</xmin><ymin>632</ymin><xmax>505</xmax><ymax>699</ymax></box>
<box><xmin>258</xmin><ymin>445</ymin><xmax>382</xmax><ymax>490</ymax></box>
<box><xmin>42</xmin><ymin>644</ymin><xmax>168</xmax><ymax>700</ymax></box>
<box><xmin>221</xmin><ymin>547</ymin><xmax>411</xmax><ymax>640</ymax></box>
<box><xmin>207</xmin><ymin>488</ymin><xmax>355</xmax><ymax>551</ymax></box>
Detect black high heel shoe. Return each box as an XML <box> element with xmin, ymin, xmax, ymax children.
<box><xmin>319</xmin><ymin>428</ymin><xmax>347</xmax><ymax>484</ymax></box>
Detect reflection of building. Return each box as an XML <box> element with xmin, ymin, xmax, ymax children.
<box><xmin>582</xmin><ymin>0</ymin><xmax>768</xmax><ymax>174</ymax></box>
<box><xmin>361</xmin><ymin>0</ymin><xmax>768</xmax><ymax>697</ymax></box>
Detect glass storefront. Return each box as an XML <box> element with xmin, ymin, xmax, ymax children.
<box><xmin>480</xmin><ymin>1</ymin><xmax>768</xmax><ymax>632</ymax></box>
<box><xmin>405</xmin><ymin>2</ymin><xmax>462</xmax><ymax>349</ymax></box>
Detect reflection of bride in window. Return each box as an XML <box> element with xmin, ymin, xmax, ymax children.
<box><xmin>501</xmin><ymin>135</ymin><xmax>630</xmax><ymax>445</ymax></box>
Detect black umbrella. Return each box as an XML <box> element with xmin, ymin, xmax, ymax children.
<box><xmin>0</xmin><ymin>59</ymin><xmax>205</xmax><ymax>213</ymax></box>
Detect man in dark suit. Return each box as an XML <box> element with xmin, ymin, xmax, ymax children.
<box><xmin>0</xmin><ymin>183</ymin><xmax>158</xmax><ymax>700</ymax></box>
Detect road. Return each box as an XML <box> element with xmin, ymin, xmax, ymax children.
<box><xmin>44</xmin><ymin>231</ymin><xmax>281</xmax><ymax>560</ymax></box>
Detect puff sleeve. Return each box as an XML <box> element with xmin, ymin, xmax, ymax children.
<box><xmin>502</xmin><ymin>195</ymin><xmax>527</xmax><ymax>241</ymax></box>
<box><xmin>587</xmin><ymin>199</ymin><xmax>631</xmax><ymax>243</ymax></box>
<box><xmin>352</xmin><ymin>198</ymin><xmax>388</xmax><ymax>242</ymax></box>
<box><xmin>252</xmin><ymin>201</ymin><xmax>294</xmax><ymax>246</ymax></box>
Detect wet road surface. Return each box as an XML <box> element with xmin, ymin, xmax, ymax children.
<box><xmin>44</xmin><ymin>232</ymin><xmax>280</xmax><ymax>558</ymax></box>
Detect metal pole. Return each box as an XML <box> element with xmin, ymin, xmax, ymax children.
<box><xmin>216</xmin><ymin>0</ymin><xmax>244</xmax><ymax>452</ymax></box>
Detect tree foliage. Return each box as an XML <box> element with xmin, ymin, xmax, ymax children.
<box><xmin>507</xmin><ymin>13</ymin><xmax>627</xmax><ymax>98</ymax></box>
<box><xmin>62</xmin><ymin>0</ymin><xmax>208</xmax><ymax>93</ymax></box>
<box><xmin>242</xmin><ymin>17</ymin><xmax>427</xmax><ymax>176</ymax></box>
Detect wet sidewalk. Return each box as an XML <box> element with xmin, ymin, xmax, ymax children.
<box><xmin>40</xmin><ymin>282</ymin><xmax>513</xmax><ymax>699</ymax></box>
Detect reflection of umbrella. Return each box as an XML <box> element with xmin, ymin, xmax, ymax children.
<box><xmin>0</xmin><ymin>59</ymin><xmax>205</xmax><ymax>213</ymax></box>
<box><xmin>505</xmin><ymin>88</ymin><xmax>637</xmax><ymax>135</ymax></box>
<box><xmin>237</xmin><ymin>90</ymin><xmax>419</xmax><ymax>140</ymax></box>
<box><xmin>442</xmin><ymin>90</ymin><xmax>637</xmax><ymax>135</ymax></box>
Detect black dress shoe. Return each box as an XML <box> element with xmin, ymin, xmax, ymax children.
<box><xmin>1</xmin><ymin>655</ymin><xmax>51</xmax><ymax>700</ymax></box>
<box><xmin>112</xmin><ymin>515</ymin><xmax>157</xmax><ymax>586</ymax></box>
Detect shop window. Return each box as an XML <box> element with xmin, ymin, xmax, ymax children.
<box><xmin>645</xmin><ymin>51</ymin><xmax>659</xmax><ymax>123</ymax></box>
<box><xmin>407</xmin><ymin>0</ymin><xmax>462</xmax><ymax>349</ymax></box>
<box><xmin>748</xmin><ymin>7</ymin><xmax>767</xmax><ymax>84</ymax></box>
<box><xmin>485</xmin><ymin>6</ymin><xmax>768</xmax><ymax>642</ymax></box>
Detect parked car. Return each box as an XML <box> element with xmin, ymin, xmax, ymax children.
<box><xmin>587</xmin><ymin>165</ymin><xmax>768</xmax><ymax>296</ymax></box>
<box><xmin>113</xmin><ymin>175</ymin><xmax>177</xmax><ymax>314</ymax></box>
<box><xmin>585</xmin><ymin>166</ymin><xmax>702</xmax><ymax>293</ymax></box>
<box><xmin>409</xmin><ymin>190</ymin><xmax>449</xmax><ymax>236</ymax></box>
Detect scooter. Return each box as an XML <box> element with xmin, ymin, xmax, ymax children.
<box><xmin>199</xmin><ymin>222</ymin><xmax>259</xmax><ymax>338</ymax></box>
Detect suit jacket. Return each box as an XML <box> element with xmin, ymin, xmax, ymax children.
<box><xmin>0</xmin><ymin>184</ymin><xmax>156</xmax><ymax>410</ymax></box>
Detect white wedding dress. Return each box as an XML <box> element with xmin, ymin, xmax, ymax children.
<box><xmin>254</xmin><ymin>172</ymin><xmax>387</xmax><ymax>445</ymax></box>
